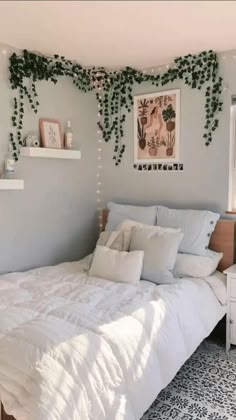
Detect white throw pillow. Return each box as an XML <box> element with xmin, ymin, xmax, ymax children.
<box><xmin>106</xmin><ymin>202</ymin><xmax>157</xmax><ymax>231</ymax></box>
<box><xmin>96</xmin><ymin>230</ymin><xmax>131</xmax><ymax>252</ymax></box>
<box><xmin>117</xmin><ymin>219</ymin><xmax>146</xmax><ymax>232</ymax></box>
<box><xmin>173</xmin><ymin>250</ymin><xmax>223</xmax><ymax>278</ymax></box>
<box><xmin>157</xmin><ymin>206</ymin><xmax>220</xmax><ymax>256</ymax></box>
<box><xmin>89</xmin><ymin>246</ymin><xmax>144</xmax><ymax>284</ymax></box>
<box><xmin>130</xmin><ymin>225</ymin><xmax>183</xmax><ymax>284</ymax></box>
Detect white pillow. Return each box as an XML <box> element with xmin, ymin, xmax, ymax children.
<box><xmin>89</xmin><ymin>246</ymin><xmax>144</xmax><ymax>284</ymax></box>
<box><xmin>96</xmin><ymin>230</ymin><xmax>131</xmax><ymax>251</ymax></box>
<box><xmin>157</xmin><ymin>206</ymin><xmax>220</xmax><ymax>256</ymax></box>
<box><xmin>130</xmin><ymin>225</ymin><xmax>183</xmax><ymax>284</ymax></box>
<box><xmin>173</xmin><ymin>250</ymin><xmax>223</xmax><ymax>278</ymax></box>
<box><xmin>117</xmin><ymin>219</ymin><xmax>146</xmax><ymax>232</ymax></box>
<box><xmin>106</xmin><ymin>202</ymin><xmax>157</xmax><ymax>231</ymax></box>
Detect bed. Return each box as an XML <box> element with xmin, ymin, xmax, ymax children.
<box><xmin>0</xmin><ymin>215</ymin><xmax>235</xmax><ymax>420</ymax></box>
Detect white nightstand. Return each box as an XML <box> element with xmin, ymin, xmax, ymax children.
<box><xmin>224</xmin><ymin>264</ymin><xmax>236</xmax><ymax>351</ymax></box>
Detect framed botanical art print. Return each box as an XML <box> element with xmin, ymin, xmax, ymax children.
<box><xmin>39</xmin><ymin>119</ymin><xmax>63</xmax><ymax>149</ymax></box>
<box><xmin>134</xmin><ymin>89</ymin><xmax>180</xmax><ymax>164</ymax></box>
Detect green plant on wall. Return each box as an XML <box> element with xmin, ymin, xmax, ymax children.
<box><xmin>8</xmin><ymin>49</ymin><xmax>223</xmax><ymax>164</ymax></box>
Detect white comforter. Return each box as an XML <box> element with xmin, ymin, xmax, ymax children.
<box><xmin>0</xmin><ymin>259</ymin><xmax>225</xmax><ymax>420</ymax></box>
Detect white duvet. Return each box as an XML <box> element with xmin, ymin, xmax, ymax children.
<box><xmin>0</xmin><ymin>259</ymin><xmax>226</xmax><ymax>420</ymax></box>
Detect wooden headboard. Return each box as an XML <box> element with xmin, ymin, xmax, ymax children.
<box><xmin>101</xmin><ymin>209</ymin><xmax>236</xmax><ymax>273</ymax></box>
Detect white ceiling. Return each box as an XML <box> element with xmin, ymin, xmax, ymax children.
<box><xmin>0</xmin><ymin>1</ymin><xmax>236</xmax><ymax>68</ymax></box>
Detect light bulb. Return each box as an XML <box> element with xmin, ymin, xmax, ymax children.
<box><xmin>97</xmin><ymin>181</ymin><xmax>102</xmax><ymax>185</ymax></box>
<box><xmin>97</xmin><ymin>130</ymin><xmax>101</xmax><ymax>134</ymax></box>
<box><xmin>151</xmin><ymin>69</ymin><xmax>154</xmax><ymax>73</ymax></box>
<box><xmin>166</xmin><ymin>64</ymin><xmax>169</xmax><ymax>69</ymax></box>
<box><xmin>142</xmin><ymin>70</ymin><xmax>146</xmax><ymax>74</ymax></box>
<box><xmin>222</xmin><ymin>56</ymin><xmax>226</xmax><ymax>60</ymax></box>
<box><xmin>98</xmin><ymin>148</ymin><xmax>102</xmax><ymax>152</ymax></box>
<box><xmin>97</xmin><ymin>156</ymin><xmax>101</xmax><ymax>160</ymax></box>
<box><xmin>96</xmin><ymin>190</ymin><xmax>101</xmax><ymax>194</ymax></box>
<box><xmin>158</xmin><ymin>67</ymin><xmax>162</xmax><ymax>71</ymax></box>
<box><xmin>2</xmin><ymin>49</ymin><xmax>7</xmax><ymax>55</ymax></box>
<box><xmin>97</xmin><ymin>139</ymin><xmax>102</xmax><ymax>143</ymax></box>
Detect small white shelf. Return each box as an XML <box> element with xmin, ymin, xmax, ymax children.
<box><xmin>20</xmin><ymin>147</ymin><xmax>81</xmax><ymax>160</ymax></box>
<box><xmin>0</xmin><ymin>179</ymin><xmax>24</xmax><ymax>190</ymax></box>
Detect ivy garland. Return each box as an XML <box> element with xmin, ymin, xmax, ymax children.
<box><xmin>9</xmin><ymin>49</ymin><xmax>223</xmax><ymax>164</ymax></box>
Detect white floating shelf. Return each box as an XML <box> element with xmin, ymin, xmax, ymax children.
<box><xmin>0</xmin><ymin>179</ymin><xmax>24</xmax><ymax>190</ymax></box>
<box><xmin>20</xmin><ymin>147</ymin><xmax>81</xmax><ymax>160</ymax></box>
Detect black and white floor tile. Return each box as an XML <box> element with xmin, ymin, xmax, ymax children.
<box><xmin>142</xmin><ymin>341</ymin><xmax>236</xmax><ymax>420</ymax></box>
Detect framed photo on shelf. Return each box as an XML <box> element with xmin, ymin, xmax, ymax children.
<box><xmin>39</xmin><ymin>119</ymin><xmax>63</xmax><ymax>149</ymax></box>
<box><xmin>134</xmin><ymin>89</ymin><xmax>180</xmax><ymax>164</ymax></box>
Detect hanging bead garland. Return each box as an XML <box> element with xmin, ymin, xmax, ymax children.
<box><xmin>8</xmin><ymin>49</ymin><xmax>223</xmax><ymax>164</ymax></box>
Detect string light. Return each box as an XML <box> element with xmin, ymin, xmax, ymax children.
<box><xmin>95</xmin><ymin>75</ymin><xmax>104</xmax><ymax>232</ymax></box>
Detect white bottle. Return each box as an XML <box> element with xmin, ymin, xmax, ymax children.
<box><xmin>64</xmin><ymin>120</ymin><xmax>73</xmax><ymax>149</ymax></box>
<box><xmin>5</xmin><ymin>144</ymin><xmax>15</xmax><ymax>178</ymax></box>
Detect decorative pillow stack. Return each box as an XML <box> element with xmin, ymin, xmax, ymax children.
<box><xmin>88</xmin><ymin>203</ymin><xmax>221</xmax><ymax>285</ymax></box>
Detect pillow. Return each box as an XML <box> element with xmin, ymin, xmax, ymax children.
<box><xmin>89</xmin><ymin>246</ymin><xmax>144</xmax><ymax>284</ymax></box>
<box><xmin>156</xmin><ymin>206</ymin><xmax>220</xmax><ymax>256</ymax></box>
<box><xmin>96</xmin><ymin>230</ymin><xmax>131</xmax><ymax>252</ymax></box>
<box><xmin>106</xmin><ymin>202</ymin><xmax>157</xmax><ymax>231</ymax></box>
<box><xmin>130</xmin><ymin>225</ymin><xmax>183</xmax><ymax>284</ymax></box>
<box><xmin>173</xmin><ymin>250</ymin><xmax>223</xmax><ymax>278</ymax></box>
<box><xmin>117</xmin><ymin>219</ymin><xmax>146</xmax><ymax>232</ymax></box>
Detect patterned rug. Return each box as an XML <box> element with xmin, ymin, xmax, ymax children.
<box><xmin>142</xmin><ymin>340</ymin><xmax>236</xmax><ymax>420</ymax></box>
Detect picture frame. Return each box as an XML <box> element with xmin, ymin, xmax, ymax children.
<box><xmin>39</xmin><ymin>118</ymin><xmax>63</xmax><ymax>149</ymax></box>
<box><xmin>134</xmin><ymin>89</ymin><xmax>180</xmax><ymax>164</ymax></box>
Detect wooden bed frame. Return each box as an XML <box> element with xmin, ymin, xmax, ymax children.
<box><xmin>1</xmin><ymin>214</ymin><xmax>236</xmax><ymax>420</ymax></box>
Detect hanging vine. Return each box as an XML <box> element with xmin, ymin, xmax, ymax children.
<box><xmin>9</xmin><ymin>49</ymin><xmax>223</xmax><ymax>164</ymax></box>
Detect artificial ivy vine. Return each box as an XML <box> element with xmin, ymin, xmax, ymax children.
<box><xmin>9</xmin><ymin>49</ymin><xmax>223</xmax><ymax>164</ymax></box>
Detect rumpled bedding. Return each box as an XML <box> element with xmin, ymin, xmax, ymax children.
<box><xmin>0</xmin><ymin>258</ymin><xmax>225</xmax><ymax>420</ymax></box>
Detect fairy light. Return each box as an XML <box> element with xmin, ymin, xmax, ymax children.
<box><xmin>95</xmin><ymin>75</ymin><xmax>104</xmax><ymax>232</ymax></box>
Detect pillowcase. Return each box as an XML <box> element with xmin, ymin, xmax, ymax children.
<box><xmin>106</xmin><ymin>202</ymin><xmax>157</xmax><ymax>231</ymax></box>
<box><xmin>173</xmin><ymin>250</ymin><xmax>223</xmax><ymax>278</ymax></box>
<box><xmin>96</xmin><ymin>230</ymin><xmax>131</xmax><ymax>252</ymax></box>
<box><xmin>117</xmin><ymin>219</ymin><xmax>146</xmax><ymax>232</ymax></box>
<box><xmin>130</xmin><ymin>225</ymin><xmax>183</xmax><ymax>284</ymax></box>
<box><xmin>89</xmin><ymin>245</ymin><xmax>144</xmax><ymax>284</ymax></box>
<box><xmin>156</xmin><ymin>206</ymin><xmax>220</xmax><ymax>256</ymax></box>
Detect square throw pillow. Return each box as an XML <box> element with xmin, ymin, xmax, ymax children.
<box><xmin>130</xmin><ymin>225</ymin><xmax>183</xmax><ymax>284</ymax></box>
<box><xmin>156</xmin><ymin>206</ymin><xmax>220</xmax><ymax>256</ymax></box>
<box><xmin>105</xmin><ymin>202</ymin><xmax>157</xmax><ymax>231</ymax></box>
<box><xmin>89</xmin><ymin>246</ymin><xmax>144</xmax><ymax>284</ymax></box>
<box><xmin>173</xmin><ymin>250</ymin><xmax>223</xmax><ymax>278</ymax></box>
<box><xmin>96</xmin><ymin>230</ymin><xmax>131</xmax><ymax>252</ymax></box>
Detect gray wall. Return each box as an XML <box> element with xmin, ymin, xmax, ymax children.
<box><xmin>101</xmin><ymin>51</ymin><xmax>235</xmax><ymax>215</ymax></box>
<box><xmin>0</xmin><ymin>44</ymin><xmax>98</xmax><ymax>274</ymax></box>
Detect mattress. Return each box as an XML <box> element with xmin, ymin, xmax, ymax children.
<box><xmin>0</xmin><ymin>258</ymin><xmax>226</xmax><ymax>420</ymax></box>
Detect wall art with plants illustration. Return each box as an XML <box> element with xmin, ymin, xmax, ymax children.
<box><xmin>134</xmin><ymin>89</ymin><xmax>180</xmax><ymax>164</ymax></box>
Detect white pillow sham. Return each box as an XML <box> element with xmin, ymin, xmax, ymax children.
<box><xmin>89</xmin><ymin>245</ymin><xmax>144</xmax><ymax>284</ymax></box>
<box><xmin>130</xmin><ymin>225</ymin><xmax>183</xmax><ymax>284</ymax></box>
<box><xmin>96</xmin><ymin>230</ymin><xmax>131</xmax><ymax>252</ymax></box>
<box><xmin>157</xmin><ymin>206</ymin><xmax>220</xmax><ymax>256</ymax></box>
<box><xmin>173</xmin><ymin>250</ymin><xmax>223</xmax><ymax>278</ymax></box>
<box><xmin>106</xmin><ymin>202</ymin><xmax>157</xmax><ymax>231</ymax></box>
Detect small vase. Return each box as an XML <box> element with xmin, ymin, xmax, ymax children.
<box><xmin>139</xmin><ymin>138</ymin><xmax>146</xmax><ymax>150</ymax></box>
<box><xmin>166</xmin><ymin>147</ymin><xmax>173</xmax><ymax>156</ymax></box>
<box><xmin>166</xmin><ymin>121</ymin><xmax>175</xmax><ymax>132</ymax></box>
<box><xmin>149</xmin><ymin>147</ymin><xmax>158</xmax><ymax>156</ymax></box>
<box><xmin>141</xmin><ymin>116</ymin><xmax>147</xmax><ymax>126</ymax></box>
